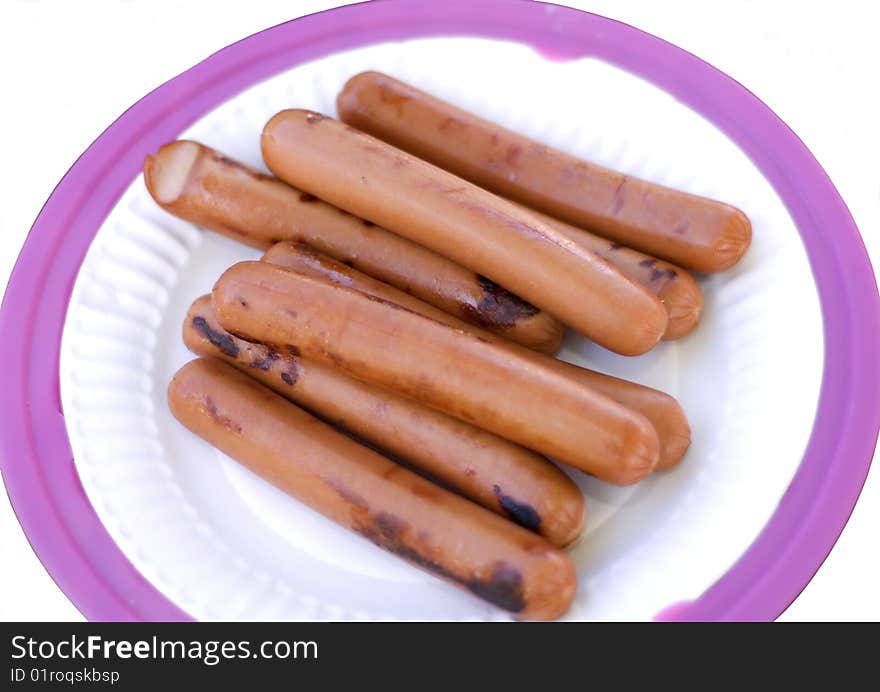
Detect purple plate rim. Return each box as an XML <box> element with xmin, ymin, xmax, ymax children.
<box><xmin>1</xmin><ymin>0</ymin><xmax>878</xmax><ymax>622</ymax></box>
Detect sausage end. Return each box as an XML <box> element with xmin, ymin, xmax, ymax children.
<box><xmin>525</xmin><ymin>315</ymin><xmax>566</xmax><ymax>355</ymax></box>
<box><xmin>705</xmin><ymin>205</ymin><xmax>752</xmax><ymax>273</ymax></box>
<box><xmin>262</xmin><ymin>109</ymin><xmax>326</xmax><ymax>174</ymax></box>
<box><xmin>656</xmin><ymin>397</ymin><xmax>692</xmax><ymax>470</ymax></box>
<box><xmin>659</xmin><ymin>269</ymin><xmax>704</xmax><ymax>340</ymax></box>
<box><xmin>543</xmin><ymin>489</ymin><xmax>586</xmax><ymax>549</ymax></box>
<box><xmin>517</xmin><ymin>550</ymin><xmax>577</xmax><ymax>621</ymax></box>
<box><xmin>609</xmin><ymin>413</ymin><xmax>661</xmax><ymax>485</ymax></box>
<box><xmin>336</xmin><ymin>70</ymin><xmax>384</xmax><ymax>121</ymax></box>
<box><xmin>144</xmin><ymin>140</ymin><xmax>201</xmax><ymax>205</ymax></box>
<box><xmin>613</xmin><ymin>291</ymin><xmax>669</xmax><ymax>356</ymax></box>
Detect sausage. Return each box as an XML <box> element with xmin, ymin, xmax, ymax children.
<box><xmin>337</xmin><ymin>71</ymin><xmax>751</xmax><ymax>274</ymax></box>
<box><xmin>183</xmin><ymin>295</ymin><xmax>585</xmax><ymax>546</ymax></box>
<box><xmin>212</xmin><ymin>261</ymin><xmax>661</xmax><ymax>484</ymax></box>
<box><xmin>555</xmin><ymin>367</ymin><xmax>690</xmax><ymax>471</ymax></box>
<box><xmin>261</xmin><ymin>110</ymin><xmax>668</xmax><ymax>356</ymax></box>
<box><xmin>262</xmin><ymin>241</ymin><xmax>476</xmax><ymax>328</ymax></box>
<box><xmin>514</xmin><ymin>206</ymin><xmax>703</xmax><ymax>340</ymax></box>
<box><xmin>263</xmin><ymin>242</ymin><xmax>689</xmax><ymax>469</ymax></box>
<box><xmin>143</xmin><ymin>140</ymin><xmax>564</xmax><ymax>354</ymax></box>
<box><xmin>168</xmin><ymin>358</ymin><xmax>577</xmax><ymax>619</ymax></box>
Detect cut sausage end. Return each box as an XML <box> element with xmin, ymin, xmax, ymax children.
<box><xmin>144</xmin><ymin>140</ymin><xmax>200</xmax><ymax>204</ymax></box>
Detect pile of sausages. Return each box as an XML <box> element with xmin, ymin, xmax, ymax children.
<box><xmin>148</xmin><ymin>72</ymin><xmax>751</xmax><ymax>620</ymax></box>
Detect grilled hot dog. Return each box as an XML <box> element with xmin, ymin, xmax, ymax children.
<box><xmin>262</xmin><ymin>242</ymin><xmax>690</xmax><ymax>469</ymax></box>
<box><xmin>143</xmin><ymin>140</ymin><xmax>563</xmax><ymax>353</ymax></box>
<box><xmin>337</xmin><ymin>71</ymin><xmax>751</xmax><ymax>274</ymax></box>
<box><xmin>261</xmin><ymin>110</ymin><xmax>668</xmax><ymax>356</ymax></box>
<box><xmin>212</xmin><ymin>261</ymin><xmax>661</xmax><ymax>483</ymax></box>
<box><xmin>168</xmin><ymin>358</ymin><xmax>577</xmax><ymax>619</ymax></box>
<box><xmin>183</xmin><ymin>295</ymin><xmax>585</xmax><ymax>546</ymax></box>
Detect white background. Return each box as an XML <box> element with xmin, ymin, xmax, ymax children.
<box><xmin>0</xmin><ymin>0</ymin><xmax>877</xmax><ymax>621</ymax></box>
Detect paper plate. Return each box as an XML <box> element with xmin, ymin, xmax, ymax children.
<box><xmin>1</xmin><ymin>0</ymin><xmax>878</xmax><ymax>621</ymax></box>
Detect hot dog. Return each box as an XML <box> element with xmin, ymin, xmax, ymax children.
<box><xmin>212</xmin><ymin>261</ymin><xmax>661</xmax><ymax>484</ymax></box>
<box><xmin>168</xmin><ymin>358</ymin><xmax>577</xmax><ymax>619</ymax></box>
<box><xmin>262</xmin><ymin>242</ymin><xmax>690</xmax><ymax>469</ymax></box>
<box><xmin>183</xmin><ymin>295</ymin><xmax>585</xmax><ymax>546</ymax></box>
<box><xmin>143</xmin><ymin>140</ymin><xmax>563</xmax><ymax>354</ymax></box>
<box><xmin>515</xmin><ymin>206</ymin><xmax>703</xmax><ymax>340</ymax></box>
<box><xmin>260</xmin><ymin>110</ymin><xmax>668</xmax><ymax>356</ymax></box>
<box><xmin>337</xmin><ymin>71</ymin><xmax>751</xmax><ymax>274</ymax></box>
